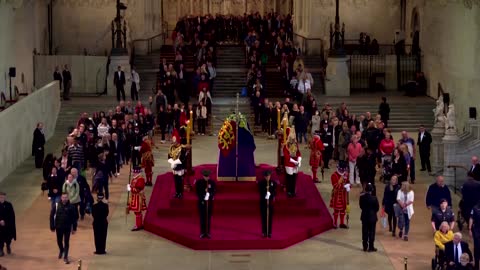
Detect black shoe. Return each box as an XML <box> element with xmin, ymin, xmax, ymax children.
<box><xmin>94</xmin><ymin>251</ymin><xmax>106</xmax><ymax>255</ymax></box>
<box><xmin>399</xmin><ymin>231</ymin><xmax>403</xmax><ymax>238</ymax></box>
<box><xmin>58</xmin><ymin>251</ymin><xmax>63</xmax><ymax>259</ymax></box>
<box><xmin>6</xmin><ymin>245</ymin><xmax>11</xmax><ymax>254</ymax></box>
<box><xmin>206</xmin><ymin>234</ymin><xmax>211</xmax><ymax>239</ymax></box>
<box><xmin>268</xmin><ymin>234</ymin><xmax>272</xmax><ymax>238</ymax></box>
<box><xmin>403</xmin><ymin>236</ymin><xmax>408</xmax><ymax>241</ymax></box>
<box><xmin>262</xmin><ymin>233</ymin><xmax>267</xmax><ymax>238</ymax></box>
<box><xmin>287</xmin><ymin>193</ymin><xmax>293</xmax><ymax>198</ymax></box>
<box><xmin>200</xmin><ymin>234</ymin><xmax>206</xmax><ymax>239</ymax></box>
<box><xmin>420</xmin><ymin>169</ymin><xmax>426</xmax><ymax>171</ymax></box>
<box><xmin>339</xmin><ymin>224</ymin><xmax>348</xmax><ymax>229</ymax></box>
<box><xmin>314</xmin><ymin>179</ymin><xmax>321</xmax><ymax>183</ymax></box>
<box><xmin>178</xmin><ymin>194</ymin><xmax>183</xmax><ymax>199</ymax></box>
<box><xmin>392</xmin><ymin>231</ymin><xmax>396</xmax><ymax>237</ymax></box>
<box><xmin>368</xmin><ymin>248</ymin><xmax>378</xmax><ymax>252</ymax></box>
<box><xmin>64</xmin><ymin>258</ymin><xmax>70</xmax><ymax>264</ymax></box>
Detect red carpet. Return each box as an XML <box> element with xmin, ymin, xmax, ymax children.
<box><xmin>144</xmin><ymin>164</ymin><xmax>334</xmax><ymax>250</ymax></box>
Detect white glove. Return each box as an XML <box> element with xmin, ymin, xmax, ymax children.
<box><xmin>204</xmin><ymin>192</ymin><xmax>210</xmax><ymax>201</ymax></box>
<box><xmin>127</xmin><ymin>184</ymin><xmax>131</xmax><ymax>192</ymax></box>
<box><xmin>323</xmin><ymin>143</ymin><xmax>328</xmax><ymax>147</ymax></box>
<box><xmin>265</xmin><ymin>191</ymin><xmax>271</xmax><ymax>200</ymax></box>
<box><xmin>344</xmin><ymin>183</ymin><xmax>351</xmax><ymax>192</ymax></box>
<box><xmin>134</xmin><ymin>146</ymin><xmax>141</xmax><ymax>151</ymax></box>
<box><xmin>298</xmin><ymin>157</ymin><xmax>302</xmax><ymax>168</ymax></box>
<box><xmin>290</xmin><ymin>158</ymin><xmax>299</xmax><ymax>166</ymax></box>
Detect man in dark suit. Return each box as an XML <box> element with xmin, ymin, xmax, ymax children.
<box><xmin>418</xmin><ymin>125</ymin><xmax>432</xmax><ymax>174</ymax></box>
<box><xmin>53</xmin><ymin>66</ymin><xmax>62</xmax><ymax>91</ymax></box>
<box><xmin>258</xmin><ymin>170</ymin><xmax>277</xmax><ymax>238</ymax></box>
<box><xmin>50</xmin><ymin>193</ymin><xmax>77</xmax><ymax>264</ymax></box>
<box><xmin>445</xmin><ymin>232</ymin><xmax>473</xmax><ymax>270</ymax></box>
<box><xmin>0</xmin><ymin>192</ymin><xmax>16</xmax><ymax>257</ymax></box>
<box><xmin>195</xmin><ymin>170</ymin><xmax>216</xmax><ymax>239</ymax></box>
<box><xmin>359</xmin><ymin>183</ymin><xmax>379</xmax><ymax>252</ymax></box>
<box><xmin>32</xmin><ymin>122</ymin><xmax>46</xmax><ymax>168</ymax></box>
<box><xmin>469</xmin><ymin>156</ymin><xmax>480</xmax><ymax>181</ymax></box>
<box><xmin>320</xmin><ymin>121</ymin><xmax>333</xmax><ymax>169</ymax></box>
<box><xmin>113</xmin><ymin>66</ymin><xmax>126</xmax><ymax>102</ymax></box>
<box><xmin>378</xmin><ymin>97</ymin><xmax>390</xmax><ymax>127</ymax></box>
<box><xmin>62</xmin><ymin>65</ymin><xmax>72</xmax><ymax>100</ymax></box>
<box><xmin>92</xmin><ymin>193</ymin><xmax>109</xmax><ymax>255</ymax></box>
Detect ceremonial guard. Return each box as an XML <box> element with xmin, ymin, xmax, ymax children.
<box><xmin>131</xmin><ymin>125</ymin><xmax>143</xmax><ymax>167</ymax></box>
<box><xmin>258</xmin><ymin>170</ymin><xmax>277</xmax><ymax>238</ymax></box>
<box><xmin>92</xmin><ymin>193</ymin><xmax>109</xmax><ymax>255</ymax></box>
<box><xmin>127</xmin><ymin>167</ymin><xmax>147</xmax><ymax>231</ymax></box>
<box><xmin>195</xmin><ymin>170</ymin><xmax>216</xmax><ymax>239</ymax></box>
<box><xmin>470</xmin><ymin>200</ymin><xmax>480</xmax><ymax>269</ymax></box>
<box><xmin>168</xmin><ymin>129</ymin><xmax>187</xmax><ymax>198</ymax></box>
<box><xmin>283</xmin><ymin>127</ymin><xmax>302</xmax><ymax>198</ymax></box>
<box><xmin>330</xmin><ymin>161</ymin><xmax>351</xmax><ymax>229</ymax></box>
<box><xmin>320</xmin><ymin>121</ymin><xmax>333</xmax><ymax>169</ymax></box>
<box><xmin>140</xmin><ymin>136</ymin><xmax>155</xmax><ymax>186</ymax></box>
<box><xmin>0</xmin><ymin>192</ymin><xmax>16</xmax><ymax>257</ymax></box>
<box><xmin>309</xmin><ymin>134</ymin><xmax>325</xmax><ymax>183</ymax></box>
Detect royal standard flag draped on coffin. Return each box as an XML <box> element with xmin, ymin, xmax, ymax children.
<box><xmin>217</xmin><ymin>113</ymin><xmax>256</xmax><ymax>181</ymax></box>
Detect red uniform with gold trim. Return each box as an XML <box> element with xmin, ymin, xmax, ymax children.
<box><xmin>310</xmin><ymin>135</ymin><xmax>325</xmax><ymax>182</ymax></box>
<box><xmin>129</xmin><ymin>175</ymin><xmax>147</xmax><ymax>213</ymax></box>
<box><xmin>330</xmin><ymin>169</ymin><xmax>349</xmax><ymax>228</ymax></box>
<box><xmin>140</xmin><ymin>138</ymin><xmax>155</xmax><ymax>185</ymax></box>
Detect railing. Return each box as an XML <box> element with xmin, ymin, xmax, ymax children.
<box><xmin>447</xmin><ymin>164</ymin><xmax>468</xmax><ymax>194</ymax></box>
<box><xmin>344</xmin><ymin>39</ymin><xmax>413</xmax><ymax>55</ymax></box>
<box><xmin>130</xmin><ymin>32</ymin><xmax>166</xmax><ymax>66</ymax></box>
<box><xmin>292</xmin><ymin>32</ymin><xmax>324</xmax><ymax>56</ymax></box>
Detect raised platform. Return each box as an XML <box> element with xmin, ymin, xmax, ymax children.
<box><xmin>144</xmin><ymin>164</ymin><xmax>333</xmax><ymax>250</ymax></box>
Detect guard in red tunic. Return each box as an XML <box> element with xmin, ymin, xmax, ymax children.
<box><xmin>330</xmin><ymin>161</ymin><xmax>351</xmax><ymax>229</ymax></box>
<box><xmin>127</xmin><ymin>167</ymin><xmax>147</xmax><ymax>231</ymax></box>
<box><xmin>283</xmin><ymin>127</ymin><xmax>302</xmax><ymax>198</ymax></box>
<box><xmin>140</xmin><ymin>136</ymin><xmax>155</xmax><ymax>186</ymax></box>
<box><xmin>309</xmin><ymin>134</ymin><xmax>325</xmax><ymax>183</ymax></box>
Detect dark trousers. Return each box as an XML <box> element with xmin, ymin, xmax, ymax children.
<box><xmin>130</xmin><ymin>83</ymin><xmax>138</xmax><ymax>101</ymax></box>
<box><xmin>387</xmin><ymin>212</ymin><xmax>397</xmax><ymax>233</ymax></box>
<box><xmin>55</xmin><ymin>228</ymin><xmax>71</xmax><ymax>258</ymax></box>
<box><xmin>260</xmin><ymin>201</ymin><xmax>274</xmax><ymax>235</ymax></box>
<box><xmin>97</xmin><ymin>181</ymin><xmax>109</xmax><ymax>200</ymax></box>
<box><xmin>160</xmin><ymin>126</ymin><xmax>166</xmax><ymax>141</ymax></box>
<box><xmin>0</xmin><ymin>235</ymin><xmax>12</xmax><ymax>252</ymax></box>
<box><xmin>34</xmin><ymin>149</ymin><xmax>44</xmax><ymax>168</ymax></box>
<box><xmin>132</xmin><ymin>150</ymin><xmax>141</xmax><ymax>167</ymax></box>
<box><xmin>116</xmin><ymin>86</ymin><xmax>126</xmax><ymax>101</ymax></box>
<box><xmin>63</xmin><ymin>81</ymin><xmax>71</xmax><ymax>99</ymax></box>
<box><xmin>72</xmin><ymin>203</ymin><xmax>80</xmax><ymax>221</ymax></box>
<box><xmin>323</xmin><ymin>147</ymin><xmax>333</xmax><ymax>168</ymax></box>
<box><xmin>93</xmin><ymin>222</ymin><xmax>108</xmax><ymax>253</ymax></box>
<box><xmin>409</xmin><ymin>158</ymin><xmax>415</xmax><ymax>182</ymax></box>
<box><xmin>420</xmin><ymin>150</ymin><xmax>431</xmax><ymax>172</ymax></box>
<box><xmin>198</xmin><ymin>118</ymin><xmax>206</xmax><ymax>134</ymax></box>
<box><xmin>361</xmin><ymin>221</ymin><xmax>376</xmax><ymax>250</ymax></box>
<box><xmin>174</xmin><ymin>174</ymin><xmax>183</xmax><ymax>195</ymax></box>
<box><xmin>254</xmin><ymin>107</ymin><xmax>261</xmax><ymax>125</ymax></box>
<box><xmin>286</xmin><ymin>173</ymin><xmax>297</xmax><ymax>195</ymax></box>
<box><xmin>198</xmin><ymin>200</ymin><xmax>213</xmax><ymax>235</ymax></box>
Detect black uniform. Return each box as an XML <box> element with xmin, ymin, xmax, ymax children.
<box><xmin>195</xmin><ymin>178</ymin><xmax>216</xmax><ymax>237</ymax></box>
<box><xmin>32</xmin><ymin>127</ymin><xmax>45</xmax><ymax>168</ymax></box>
<box><xmin>470</xmin><ymin>203</ymin><xmax>480</xmax><ymax>270</ymax></box>
<box><xmin>50</xmin><ymin>201</ymin><xmax>77</xmax><ymax>260</ymax></box>
<box><xmin>258</xmin><ymin>178</ymin><xmax>277</xmax><ymax>237</ymax></box>
<box><xmin>131</xmin><ymin>131</ymin><xmax>143</xmax><ymax>167</ymax></box>
<box><xmin>92</xmin><ymin>200</ymin><xmax>109</xmax><ymax>254</ymax></box>
<box><xmin>320</xmin><ymin>125</ymin><xmax>333</xmax><ymax>168</ymax></box>
<box><xmin>169</xmin><ymin>144</ymin><xmax>187</xmax><ymax>198</ymax></box>
<box><xmin>417</xmin><ymin>131</ymin><xmax>432</xmax><ymax>172</ymax></box>
<box><xmin>0</xmin><ymin>200</ymin><xmax>16</xmax><ymax>256</ymax></box>
<box><xmin>359</xmin><ymin>190</ymin><xmax>379</xmax><ymax>251</ymax></box>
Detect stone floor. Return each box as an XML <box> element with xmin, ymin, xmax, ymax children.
<box><xmin>0</xmin><ymin>96</ymin><xmax>459</xmax><ymax>270</ymax></box>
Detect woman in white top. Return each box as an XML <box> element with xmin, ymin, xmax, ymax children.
<box><xmin>396</xmin><ymin>181</ymin><xmax>414</xmax><ymax>241</ymax></box>
<box><xmin>97</xmin><ymin>117</ymin><xmax>110</xmax><ymax>138</ymax></box>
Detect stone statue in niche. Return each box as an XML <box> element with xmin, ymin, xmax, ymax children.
<box><xmin>445</xmin><ymin>104</ymin><xmax>456</xmax><ymax>131</ymax></box>
<box><xmin>433</xmin><ymin>95</ymin><xmax>445</xmax><ymax>127</ymax></box>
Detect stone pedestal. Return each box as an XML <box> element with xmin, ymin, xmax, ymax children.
<box><xmin>107</xmin><ymin>55</ymin><xmax>131</xmax><ymax>98</ymax></box>
<box><xmin>431</xmin><ymin>124</ymin><xmax>445</xmax><ymax>173</ymax></box>
<box><xmin>325</xmin><ymin>57</ymin><xmax>350</xmax><ymax>96</ymax></box>
<box><xmin>442</xmin><ymin>130</ymin><xmax>460</xmax><ymax>187</ymax></box>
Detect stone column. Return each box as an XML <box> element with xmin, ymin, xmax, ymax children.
<box><xmin>325</xmin><ymin>57</ymin><xmax>350</xmax><ymax>96</ymax></box>
<box><xmin>107</xmin><ymin>55</ymin><xmax>131</xmax><ymax>97</ymax></box>
<box><xmin>431</xmin><ymin>124</ymin><xmax>445</xmax><ymax>173</ymax></box>
<box><xmin>442</xmin><ymin>129</ymin><xmax>460</xmax><ymax>187</ymax></box>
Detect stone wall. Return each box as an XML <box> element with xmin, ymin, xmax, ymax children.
<box><xmin>405</xmin><ymin>0</ymin><xmax>480</xmax><ymax>132</ymax></box>
<box><xmin>0</xmin><ymin>0</ymin><xmax>47</xmax><ymax>98</ymax></box>
<box><xmin>296</xmin><ymin>0</ymin><xmax>401</xmax><ymax>45</ymax></box>
<box><xmin>0</xmin><ymin>81</ymin><xmax>61</xmax><ymax>183</ymax></box>
<box><xmin>34</xmin><ymin>55</ymin><xmax>108</xmax><ymax>95</ymax></box>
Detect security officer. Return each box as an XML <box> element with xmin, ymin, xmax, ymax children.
<box><xmin>470</xmin><ymin>200</ymin><xmax>480</xmax><ymax>270</ymax></box>
<box><xmin>431</xmin><ymin>199</ymin><xmax>455</xmax><ymax>232</ymax></box>
<box><xmin>359</xmin><ymin>183</ymin><xmax>379</xmax><ymax>252</ymax></box>
<box><xmin>195</xmin><ymin>170</ymin><xmax>216</xmax><ymax>239</ymax></box>
<box><xmin>258</xmin><ymin>170</ymin><xmax>277</xmax><ymax>238</ymax></box>
<box><xmin>92</xmin><ymin>193</ymin><xmax>109</xmax><ymax>255</ymax></box>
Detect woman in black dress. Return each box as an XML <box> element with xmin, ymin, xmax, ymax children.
<box><xmin>391</xmin><ymin>148</ymin><xmax>408</xmax><ymax>183</ymax></box>
<box><xmin>382</xmin><ymin>175</ymin><xmax>400</xmax><ymax>237</ymax></box>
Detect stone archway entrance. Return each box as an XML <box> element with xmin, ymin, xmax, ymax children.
<box><xmin>411</xmin><ymin>8</ymin><xmax>420</xmax><ymax>55</ymax></box>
